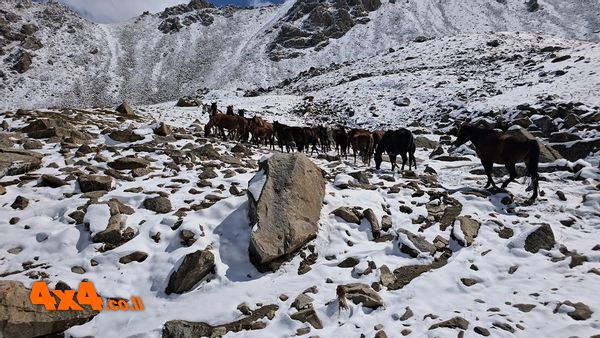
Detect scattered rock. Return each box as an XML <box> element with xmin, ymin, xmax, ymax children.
<box><xmin>119</xmin><ymin>251</ymin><xmax>148</xmax><ymax>264</ymax></box>
<box><xmin>143</xmin><ymin>196</ymin><xmax>172</xmax><ymax>214</ymax></box>
<box><xmin>524</xmin><ymin>223</ymin><xmax>556</xmax><ymax>253</ymax></box>
<box><xmin>397</xmin><ymin>229</ymin><xmax>436</xmax><ymax>258</ymax></box>
<box><xmin>429</xmin><ymin>316</ymin><xmax>469</xmax><ymax>330</ymax></box>
<box><xmin>108</xmin><ymin>157</ymin><xmax>150</xmax><ymax>170</ymax></box>
<box><xmin>554</xmin><ymin>301</ymin><xmax>593</xmax><ymax>320</ymax></box>
<box><xmin>78</xmin><ymin>175</ymin><xmax>113</xmax><ymax>193</ymax></box>
<box><xmin>337</xmin><ymin>257</ymin><xmax>359</xmax><ymax>268</ymax></box>
<box><xmin>452</xmin><ymin>216</ymin><xmax>480</xmax><ymax>246</ymax></box>
<box><xmin>165</xmin><ymin>249</ymin><xmax>215</xmax><ymax>295</ymax></box>
<box><xmin>116</xmin><ymin>101</ymin><xmax>135</xmax><ymax>115</ymax></box>
<box><xmin>332</xmin><ymin>207</ymin><xmax>361</xmax><ymax>224</ymax></box>
<box><xmin>11</xmin><ymin>195</ymin><xmax>29</xmax><ymax>210</ymax></box>
<box><xmin>338</xmin><ymin>283</ymin><xmax>383</xmax><ymax>309</ymax></box>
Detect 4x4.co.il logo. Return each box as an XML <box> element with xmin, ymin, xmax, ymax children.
<box><xmin>29</xmin><ymin>281</ymin><xmax>144</xmax><ymax>311</ymax></box>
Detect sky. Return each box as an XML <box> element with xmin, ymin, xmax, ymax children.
<box><xmin>34</xmin><ymin>0</ymin><xmax>282</xmax><ymax>23</ymax></box>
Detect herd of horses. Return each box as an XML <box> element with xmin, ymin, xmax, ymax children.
<box><xmin>203</xmin><ymin>103</ymin><xmax>541</xmax><ymax>202</ymax></box>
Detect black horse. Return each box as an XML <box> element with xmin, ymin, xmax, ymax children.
<box><xmin>374</xmin><ymin>129</ymin><xmax>416</xmax><ymax>171</ymax></box>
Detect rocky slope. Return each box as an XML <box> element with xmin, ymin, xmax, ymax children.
<box><xmin>1</xmin><ymin>0</ymin><xmax>599</xmax><ymax>108</ymax></box>
<box><xmin>0</xmin><ymin>104</ymin><xmax>598</xmax><ymax>337</ymax></box>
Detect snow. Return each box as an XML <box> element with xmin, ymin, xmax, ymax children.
<box><xmin>83</xmin><ymin>204</ymin><xmax>111</xmax><ymax>235</ymax></box>
<box><xmin>247</xmin><ymin>169</ymin><xmax>266</xmax><ymax>201</ymax></box>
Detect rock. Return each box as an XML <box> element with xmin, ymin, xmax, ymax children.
<box><xmin>452</xmin><ymin>216</ymin><xmax>480</xmax><ymax>246</ymax></box>
<box><xmin>492</xmin><ymin>321</ymin><xmax>515</xmax><ymax>333</ymax></box>
<box><xmin>290</xmin><ymin>307</ymin><xmax>323</xmax><ymax>329</ymax></box>
<box><xmin>429</xmin><ymin>316</ymin><xmax>469</xmax><ymax>330</ymax></box>
<box><xmin>0</xmin><ymin>148</ymin><xmax>43</xmax><ymax>178</ymax></box>
<box><xmin>119</xmin><ymin>251</ymin><xmax>148</xmax><ymax>264</ymax></box>
<box><xmin>524</xmin><ymin>223</ymin><xmax>556</xmax><ymax>253</ymax></box>
<box><xmin>513</xmin><ymin>304</ymin><xmax>536</xmax><ymax>312</ymax></box>
<box><xmin>332</xmin><ymin>207</ymin><xmax>361</xmax><ymax>224</ymax></box>
<box><xmin>461</xmin><ymin>278</ymin><xmax>478</xmax><ymax>286</ymax></box>
<box><xmin>162</xmin><ymin>304</ymin><xmax>278</xmax><ymax>338</ymax></box>
<box><xmin>400</xmin><ymin>307</ymin><xmax>414</xmax><ymax>321</ymax></box>
<box><xmin>474</xmin><ymin>326</ymin><xmax>490</xmax><ymax>336</ymax></box>
<box><xmin>563</xmin><ymin>113</ymin><xmax>582</xmax><ymax>128</ymax></box>
<box><xmin>116</xmin><ymin>101</ymin><xmax>135</xmax><ymax>115</ymax></box>
<box><xmin>248</xmin><ymin>153</ymin><xmax>325</xmax><ymax>272</ymax></box>
<box><xmin>78</xmin><ymin>175</ymin><xmax>113</xmax><ymax>193</ymax></box>
<box><xmin>0</xmin><ymin>185</ymin><xmax>5</xmax><ymax>195</ymax></box>
<box><xmin>555</xmin><ymin>301</ymin><xmax>593</xmax><ymax>320</ymax></box>
<box><xmin>22</xmin><ymin>139</ymin><xmax>43</xmax><ymax>149</ymax></box>
<box><xmin>486</xmin><ymin>39</ymin><xmax>500</xmax><ymax>47</ymax></box>
<box><xmin>0</xmin><ymin>280</ymin><xmax>98</xmax><ymax>338</ymax></box>
<box><xmin>291</xmin><ymin>294</ymin><xmax>314</xmax><ymax>310</ymax></box>
<box><xmin>531</xmin><ymin>115</ymin><xmax>557</xmax><ymax>135</ymax></box>
<box><xmin>199</xmin><ymin>167</ymin><xmax>218</xmax><ymax>179</ymax></box>
<box><xmin>415</xmin><ymin>136</ymin><xmax>438</xmax><ymax>149</ymax></box>
<box><xmin>339</xmin><ymin>283</ymin><xmax>383</xmax><ymax>309</ymax></box>
<box><xmin>70</xmin><ymin>266</ymin><xmax>85</xmax><ymax>274</ymax></box>
<box><xmin>381</xmin><ymin>215</ymin><xmax>392</xmax><ymax>231</ymax></box>
<box><xmin>507</xmin><ymin>127</ymin><xmax>562</xmax><ymax>163</ymax></box>
<box><xmin>143</xmin><ymin>196</ymin><xmax>172</xmax><ymax>214</ymax></box>
<box><xmin>379</xmin><ymin>265</ymin><xmax>395</xmax><ymax>288</ymax></box>
<box><xmin>176</xmin><ymin>97</ymin><xmax>199</xmax><ymax>107</ymax></box>
<box><xmin>394</xmin><ymin>97</ymin><xmax>411</xmax><ymax>107</ymax></box>
<box><xmin>154</xmin><ymin>122</ymin><xmax>173</xmax><ymax>137</ymax></box>
<box><xmin>165</xmin><ymin>249</ymin><xmax>215</xmax><ymax>295</ymax></box>
<box><xmin>193</xmin><ymin>144</ymin><xmax>221</xmax><ymax>160</ymax></box>
<box><xmin>549</xmin><ymin>132</ymin><xmax>581</xmax><ymax>143</ymax></box>
<box><xmin>40</xmin><ymin>174</ymin><xmax>67</xmax><ymax>188</ymax></box>
<box><xmin>231</xmin><ymin>143</ymin><xmax>252</xmax><ymax>155</ymax></box>
<box><xmin>337</xmin><ymin>257</ymin><xmax>359</xmax><ymax>268</ymax></box>
<box><xmin>363</xmin><ymin>208</ymin><xmax>380</xmax><ymax>238</ymax></box>
<box><xmin>13</xmin><ymin>50</ymin><xmax>32</xmax><ymax>73</ymax></box>
<box><xmin>11</xmin><ymin>196</ymin><xmax>29</xmax><ymax>210</ymax></box>
<box><xmin>397</xmin><ymin>229</ymin><xmax>436</xmax><ymax>258</ymax></box>
<box><xmin>108</xmin><ymin>157</ymin><xmax>150</xmax><ymax>170</ymax></box>
<box><xmin>374</xmin><ymin>330</ymin><xmax>387</xmax><ymax>338</ymax></box>
<box><xmin>553</xmin><ymin>139</ymin><xmax>600</xmax><ymax>161</ymax></box>
<box><xmin>108</xmin><ymin>129</ymin><xmax>144</xmax><ymax>143</ymax></box>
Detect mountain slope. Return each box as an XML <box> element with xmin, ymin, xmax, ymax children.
<box><xmin>0</xmin><ymin>0</ymin><xmax>599</xmax><ymax>109</ymax></box>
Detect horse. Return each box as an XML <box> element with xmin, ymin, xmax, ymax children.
<box><xmin>205</xmin><ymin>113</ymin><xmax>248</xmax><ymax>141</ymax></box>
<box><xmin>248</xmin><ymin>116</ymin><xmax>275</xmax><ymax>150</ymax></box>
<box><xmin>372</xmin><ymin>130</ymin><xmax>385</xmax><ymax>150</ymax></box>
<box><xmin>334</xmin><ymin>126</ymin><xmax>350</xmax><ymax>158</ymax></box>
<box><xmin>317</xmin><ymin>125</ymin><xmax>333</xmax><ymax>153</ymax></box>
<box><xmin>374</xmin><ymin>129</ymin><xmax>416</xmax><ymax>171</ymax></box>
<box><xmin>349</xmin><ymin>129</ymin><xmax>374</xmax><ymax>165</ymax></box>
<box><xmin>273</xmin><ymin>121</ymin><xmax>306</xmax><ymax>153</ymax></box>
<box><xmin>226</xmin><ymin>105</ymin><xmax>234</xmax><ymax>115</ymax></box>
<box><xmin>303</xmin><ymin>126</ymin><xmax>320</xmax><ymax>154</ymax></box>
<box><xmin>453</xmin><ymin>123</ymin><xmax>540</xmax><ymax>202</ymax></box>
<box><xmin>209</xmin><ymin>102</ymin><xmax>223</xmax><ymax>117</ymax></box>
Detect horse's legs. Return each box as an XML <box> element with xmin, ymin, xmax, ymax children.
<box><xmin>501</xmin><ymin>162</ymin><xmax>518</xmax><ymax>189</ymax></box>
<box><xmin>483</xmin><ymin>160</ymin><xmax>497</xmax><ymax>189</ymax></box>
<box><xmin>400</xmin><ymin>153</ymin><xmax>408</xmax><ymax>171</ymax></box>
<box><xmin>410</xmin><ymin>152</ymin><xmax>416</xmax><ymax>170</ymax></box>
<box><xmin>390</xmin><ymin>154</ymin><xmax>397</xmax><ymax>171</ymax></box>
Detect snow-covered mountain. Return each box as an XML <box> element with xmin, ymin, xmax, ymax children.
<box><xmin>0</xmin><ymin>0</ymin><xmax>599</xmax><ymax>109</ymax></box>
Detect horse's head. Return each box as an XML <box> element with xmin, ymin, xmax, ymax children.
<box><xmin>226</xmin><ymin>105</ymin><xmax>234</xmax><ymax>115</ymax></box>
<box><xmin>453</xmin><ymin>123</ymin><xmax>471</xmax><ymax>146</ymax></box>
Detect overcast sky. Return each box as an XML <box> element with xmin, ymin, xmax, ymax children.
<box><xmin>36</xmin><ymin>0</ymin><xmax>279</xmax><ymax>23</ymax></box>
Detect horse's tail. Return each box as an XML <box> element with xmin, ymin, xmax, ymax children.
<box><xmin>526</xmin><ymin>140</ymin><xmax>540</xmax><ymax>179</ymax></box>
<box><xmin>526</xmin><ymin>139</ymin><xmax>540</xmax><ymax>201</ymax></box>
<box><xmin>408</xmin><ymin>133</ymin><xmax>416</xmax><ymax>169</ymax></box>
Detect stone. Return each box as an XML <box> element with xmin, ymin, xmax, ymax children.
<box><xmin>339</xmin><ymin>283</ymin><xmax>383</xmax><ymax>309</ymax></box>
<box><xmin>22</xmin><ymin>139</ymin><xmax>43</xmax><ymax>149</ymax></box>
<box><xmin>381</xmin><ymin>215</ymin><xmax>392</xmax><ymax>231</ymax></box>
<box><xmin>555</xmin><ymin>301</ymin><xmax>593</xmax><ymax>320</ymax></box>
<box><xmin>165</xmin><ymin>250</ymin><xmax>215</xmax><ymax>295</ymax></box>
<box><xmin>290</xmin><ymin>307</ymin><xmax>323</xmax><ymax>329</ymax></box>
<box><xmin>461</xmin><ymin>278</ymin><xmax>478</xmax><ymax>286</ymax></box>
<box><xmin>452</xmin><ymin>216</ymin><xmax>480</xmax><ymax>246</ymax></box>
<box><xmin>474</xmin><ymin>326</ymin><xmax>490</xmax><ymax>336</ymax></box>
<box><xmin>143</xmin><ymin>196</ymin><xmax>172</xmax><ymax>214</ymax></box>
<box><xmin>78</xmin><ymin>175</ymin><xmax>113</xmax><ymax>193</ymax></box>
<box><xmin>399</xmin><ymin>307</ymin><xmax>414</xmax><ymax>321</ymax></box>
<box><xmin>248</xmin><ymin>153</ymin><xmax>325</xmax><ymax>272</ymax></box>
<box><xmin>116</xmin><ymin>101</ymin><xmax>135</xmax><ymax>115</ymax></box>
<box><xmin>0</xmin><ymin>280</ymin><xmax>98</xmax><ymax>338</ymax></box>
<box><xmin>331</xmin><ymin>207</ymin><xmax>361</xmax><ymax>224</ymax></box>
<box><xmin>0</xmin><ymin>148</ymin><xmax>43</xmax><ymax>178</ymax></box>
<box><xmin>507</xmin><ymin>127</ymin><xmax>562</xmax><ymax>163</ymax></box>
<box><xmin>337</xmin><ymin>257</ymin><xmax>359</xmax><ymax>268</ymax></box>
<box><xmin>0</xmin><ymin>185</ymin><xmax>5</xmax><ymax>195</ymax></box>
<box><xmin>553</xmin><ymin>139</ymin><xmax>600</xmax><ymax>161</ymax></box>
<box><xmin>108</xmin><ymin>129</ymin><xmax>144</xmax><ymax>143</ymax></box>
<box><xmin>492</xmin><ymin>321</ymin><xmax>515</xmax><ymax>333</ymax></box>
<box><xmin>108</xmin><ymin>157</ymin><xmax>150</xmax><ymax>170</ymax></box>
<box><xmin>379</xmin><ymin>265</ymin><xmax>395</xmax><ymax>288</ymax></box>
<box><xmin>154</xmin><ymin>122</ymin><xmax>173</xmax><ymax>137</ymax></box>
<box><xmin>397</xmin><ymin>229</ymin><xmax>436</xmax><ymax>258</ymax></box>
<box><xmin>119</xmin><ymin>251</ymin><xmax>148</xmax><ymax>264</ymax></box>
<box><xmin>162</xmin><ymin>304</ymin><xmax>278</xmax><ymax>338</ymax></box>
<box><xmin>40</xmin><ymin>174</ymin><xmax>67</xmax><ymax>188</ymax></box>
<box><xmin>11</xmin><ymin>196</ymin><xmax>29</xmax><ymax>210</ymax></box>
<box><xmin>524</xmin><ymin>223</ymin><xmax>556</xmax><ymax>253</ymax></box>
<box><xmin>362</xmin><ymin>208</ymin><xmax>380</xmax><ymax>238</ymax></box>
<box><xmin>414</xmin><ymin>136</ymin><xmax>438</xmax><ymax>149</ymax></box>
<box><xmin>429</xmin><ymin>316</ymin><xmax>469</xmax><ymax>330</ymax></box>
<box><xmin>291</xmin><ymin>294</ymin><xmax>314</xmax><ymax>310</ymax></box>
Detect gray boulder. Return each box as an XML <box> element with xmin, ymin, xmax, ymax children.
<box><xmin>165</xmin><ymin>250</ymin><xmax>215</xmax><ymax>295</ymax></box>
<box><xmin>248</xmin><ymin>153</ymin><xmax>325</xmax><ymax>272</ymax></box>
<box><xmin>524</xmin><ymin>223</ymin><xmax>556</xmax><ymax>253</ymax></box>
<box><xmin>0</xmin><ymin>148</ymin><xmax>42</xmax><ymax>178</ymax></box>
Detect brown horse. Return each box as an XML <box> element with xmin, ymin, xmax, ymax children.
<box><xmin>205</xmin><ymin>113</ymin><xmax>248</xmax><ymax>141</ymax></box>
<box><xmin>454</xmin><ymin>123</ymin><xmax>540</xmax><ymax>202</ymax></box>
<box><xmin>372</xmin><ymin>130</ymin><xmax>385</xmax><ymax>149</ymax></box>
<box><xmin>349</xmin><ymin>129</ymin><xmax>374</xmax><ymax>165</ymax></box>
<box><xmin>209</xmin><ymin>102</ymin><xmax>223</xmax><ymax>117</ymax></box>
<box><xmin>273</xmin><ymin>121</ymin><xmax>306</xmax><ymax>152</ymax></box>
<box><xmin>303</xmin><ymin>126</ymin><xmax>320</xmax><ymax>154</ymax></box>
<box><xmin>248</xmin><ymin>116</ymin><xmax>275</xmax><ymax>150</ymax></box>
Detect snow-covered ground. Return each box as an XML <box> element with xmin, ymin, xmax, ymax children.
<box><xmin>0</xmin><ymin>102</ymin><xmax>598</xmax><ymax>337</ymax></box>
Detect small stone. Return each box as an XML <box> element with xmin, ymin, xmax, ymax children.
<box><xmin>474</xmin><ymin>326</ymin><xmax>490</xmax><ymax>336</ymax></box>
<box><xmin>400</xmin><ymin>307</ymin><xmax>414</xmax><ymax>321</ymax></box>
<box><xmin>337</xmin><ymin>257</ymin><xmax>359</xmax><ymax>268</ymax></box>
<box><xmin>143</xmin><ymin>196</ymin><xmax>172</xmax><ymax>214</ymax></box>
<box><xmin>11</xmin><ymin>196</ymin><xmax>29</xmax><ymax>210</ymax></box>
<box><xmin>461</xmin><ymin>278</ymin><xmax>478</xmax><ymax>287</ymax></box>
<box><xmin>429</xmin><ymin>316</ymin><xmax>469</xmax><ymax>330</ymax></box>
<box><xmin>331</xmin><ymin>207</ymin><xmax>361</xmax><ymax>224</ymax></box>
<box><xmin>71</xmin><ymin>266</ymin><xmax>85</xmax><ymax>274</ymax></box>
<box><xmin>119</xmin><ymin>251</ymin><xmax>148</xmax><ymax>264</ymax></box>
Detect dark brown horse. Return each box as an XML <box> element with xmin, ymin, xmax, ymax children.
<box><xmin>273</xmin><ymin>121</ymin><xmax>306</xmax><ymax>153</ymax></box>
<box><xmin>454</xmin><ymin>123</ymin><xmax>540</xmax><ymax>202</ymax></box>
<box><xmin>205</xmin><ymin>113</ymin><xmax>248</xmax><ymax>141</ymax></box>
<box><xmin>372</xmin><ymin>130</ymin><xmax>385</xmax><ymax>149</ymax></box>
<box><xmin>374</xmin><ymin>129</ymin><xmax>416</xmax><ymax>171</ymax></box>
<box><xmin>303</xmin><ymin>126</ymin><xmax>320</xmax><ymax>154</ymax></box>
<box><xmin>334</xmin><ymin>126</ymin><xmax>350</xmax><ymax>158</ymax></box>
<box><xmin>209</xmin><ymin>102</ymin><xmax>223</xmax><ymax>117</ymax></box>
<box><xmin>349</xmin><ymin>129</ymin><xmax>374</xmax><ymax>165</ymax></box>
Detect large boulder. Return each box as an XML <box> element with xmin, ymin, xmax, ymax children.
<box><xmin>116</xmin><ymin>101</ymin><xmax>135</xmax><ymax>115</ymax></box>
<box><xmin>0</xmin><ymin>280</ymin><xmax>98</xmax><ymax>338</ymax></box>
<box><xmin>78</xmin><ymin>175</ymin><xmax>113</xmax><ymax>193</ymax></box>
<box><xmin>248</xmin><ymin>153</ymin><xmax>325</xmax><ymax>271</ymax></box>
<box><xmin>524</xmin><ymin>223</ymin><xmax>556</xmax><ymax>253</ymax></box>
<box><xmin>508</xmin><ymin>126</ymin><xmax>563</xmax><ymax>163</ymax></box>
<box><xmin>0</xmin><ymin>148</ymin><xmax>43</xmax><ymax>178</ymax></box>
<box><xmin>165</xmin><ymin>250</ymin><xmax>215</xmax><ymax>295</ymax></box>
<box><xmin>552</xmin><ymin>139</ymin><xmax>600</xmax><ymax>161</ymax></box>
<box><xmin>108</xmin><ymin>157</ymin><xmax>150</xmax><ymax>170</ymax></box>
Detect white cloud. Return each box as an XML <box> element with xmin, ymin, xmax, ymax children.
<box><xmin>56</xmin><ymin>0</ymin><xmax>190</xmax><ymax>23</ymax></box>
